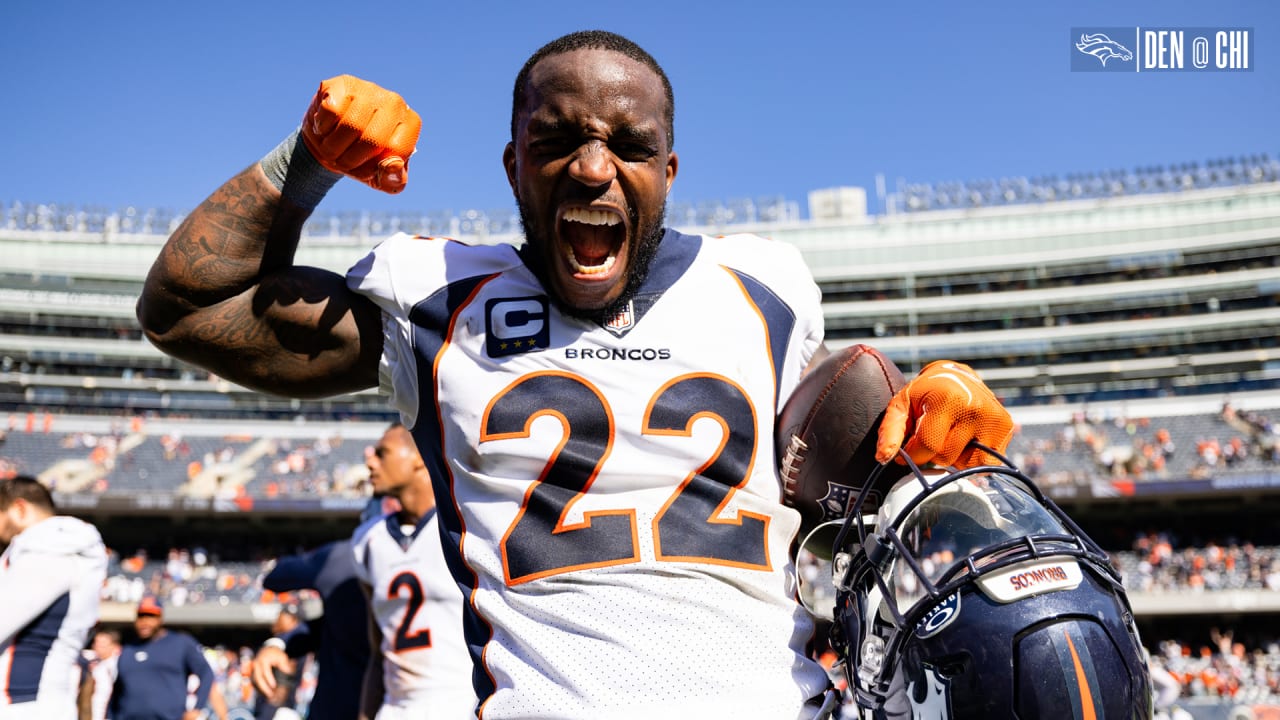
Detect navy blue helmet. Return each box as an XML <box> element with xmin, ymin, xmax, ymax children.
<box><xmin>828</xmin><ymin>446</ymin><xmax>1152</xmax><ymax>719</ymax></box>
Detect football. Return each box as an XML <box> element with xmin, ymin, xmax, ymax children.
<box><xmin>777</xmin><ymin>344</ymin><xmax>911</xmax><ymax>553</ymax></box>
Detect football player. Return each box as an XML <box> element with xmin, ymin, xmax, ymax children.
<box><xmin>136</xmin><ymin>30</ymin><xmax>1012</xmax><ymax>718</ymax></box>
<box><xmin>351</xmin><ymin>424</ymin><xmax>474</xmax><ymax>720</ymax></box>
<box><xmin>0</xmin><ymin>476</ymin><xmax>107</xmax><ymax>720</ymax></box>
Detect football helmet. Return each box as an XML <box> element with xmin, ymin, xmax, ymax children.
<box><xmin>828</xmin><ymin>445</ymin><xmax>1152</xmax><ymax>719</ymax></box>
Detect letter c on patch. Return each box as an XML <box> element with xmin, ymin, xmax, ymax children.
<box><xmin>490</xmin><ymin>298</ymin><xmax>547</xmax><ymax>339</ymax></box>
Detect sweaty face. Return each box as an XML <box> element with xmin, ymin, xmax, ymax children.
<box><xmin>505</xmin><ymin>48</ymin><xmax>678</xmax><ymax>320</ymax></box>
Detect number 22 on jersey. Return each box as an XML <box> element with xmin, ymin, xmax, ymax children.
<box><xmin>481</xmin><ymin>370</ymin><xmax>773</xmax><ymax>586</ymax></box>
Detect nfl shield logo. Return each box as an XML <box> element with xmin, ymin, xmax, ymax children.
<box><xmin>603</xmin><ymin>301</ymin><xmax>635</xmax><ymax>337</ymax></box>
<box><xmin>818</xmin><ymin>482</ymin><xmax>857</xmax><ymax>521</ymax></box>
<box><xmin>818</xmin><ymin>483</ymin><xmax>880</xmax><ymax>522</ymax></box>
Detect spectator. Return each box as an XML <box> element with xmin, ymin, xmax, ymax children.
<box><xmin>83</xmin><ymin>628</ymin><xmax>122</xmax><ymax>720</ymax></box>
<box><xmin>109</xmin><ymin>595</ymin><xmax>227</xmax><ymax>720</ymax></box>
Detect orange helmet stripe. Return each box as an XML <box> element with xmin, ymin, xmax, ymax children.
<box><xmin>1064</xmin><ymin>631</ymin><xmax>1098</xmax><ymax>720</ymax></box>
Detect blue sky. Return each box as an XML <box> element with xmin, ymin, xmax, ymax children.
<box><xmin>2</xmin><ymin>0</ymin><xmax>1275</xmax><ymax>218</ymax></box>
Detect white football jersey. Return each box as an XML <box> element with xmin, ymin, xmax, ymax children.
<box><xmin>351</xmin><ymin>509</ymin><xmax>475</xmax><ymax>718</ymax></box>
<box><xmin>348</xmin><ymin>229</ymin><xmax>831</xmax><ymax>719</ymax></box>
<box><xmin>0</xmin><ymin>516</ymin><xmax>107</xmax><ymax>717</ymax></box>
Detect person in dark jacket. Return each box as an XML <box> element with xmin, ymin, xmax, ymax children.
<box><xmin>250</xmin><ymin>504</ymin><xmax>387</xmax><ymax>720</ymax></box>
<box><xmin>253</xmin><ymin>603</ymin><xmax>306</xmax><ymax>720</ymax></box>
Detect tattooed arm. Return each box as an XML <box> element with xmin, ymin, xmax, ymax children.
<box><xmin>137</xmin><ymin>76</ymin><xmax>419</xmax><ymax>399</ymax></box>
<box><xmin>136</xmin><ymin>164</ymin><xmax>383</xmax><ymax>398</ymax></box>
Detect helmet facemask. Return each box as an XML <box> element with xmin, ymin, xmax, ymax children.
<box><xmin>823</xmin><ymin>445</ymin><xmax>1152</xmax><ymax>719</ymax></box>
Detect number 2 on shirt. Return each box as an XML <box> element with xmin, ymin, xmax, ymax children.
<box><xmin>388</xmin><ymin>571</ymin><xmax>431</xmax><ymax>652</ymax></box>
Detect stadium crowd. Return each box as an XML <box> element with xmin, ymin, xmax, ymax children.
<box><xmin>1005</xmin><ymin>403</ymin><xmax>1280</xmax><ymax>491</ymax></box>
<box><xmin>0</xmin><ymin>413</ymin><xmax>372</xmax><ymax>499</ymax></box>
<box><xmin>1113</xmin><ymin>533</ymin><xmax>1280</xmax><ymax>594</ymax></box>
<box><xmin>1151</xmin><ymin>633</ymin><xmax>1280</xmax><ymax>706</ymax></box>
<box><xmin>3</xmin><ymin>402</ymin><xmax>1277</xmax><ymax>501</ymax></box>
<box><xmin>99</xmin><ymin>545</ymin><xmax>317</xmax><ymax>609</ymax></box>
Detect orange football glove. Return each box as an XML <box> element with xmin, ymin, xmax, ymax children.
<box><xmin>300</xmin><ymin>74</ymin><xmax>422</xmax><ymax>194</ymax></box>
<box><xmin>875</xmin><ymin>360</ymin><xmax>1014</xmax><ymax>469</ymax></box>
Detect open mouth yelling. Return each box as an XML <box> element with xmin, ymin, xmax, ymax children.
<box><xmin>560</xmin><ymin>207</ymin><xmax>624</xmax><ymax>277</ymax></box>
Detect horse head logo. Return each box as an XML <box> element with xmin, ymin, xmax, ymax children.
<box><xmin>907</xmin><ymin>663</ymin><xmax>952</xmax><ymax>720</ymax></box>
<box><xmin>1075</xmin><ymin>32</ymin><xmax>1134</xmax><ymax>66</ymax></box>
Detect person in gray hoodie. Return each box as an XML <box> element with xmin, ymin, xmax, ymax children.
<box><xmin>0</xmin><ymin>475</ymin><xmax>108</xmax><ymax>720</ymax></box>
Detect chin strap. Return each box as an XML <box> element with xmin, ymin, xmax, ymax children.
<box><xmin>803</xmin><ymin>687</ymin><xmax>843</xmax><ymax>720</ymax></box>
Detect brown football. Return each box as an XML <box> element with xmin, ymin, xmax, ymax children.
<box><xmin>777</xmin><ymin>344</ymin><xmax>910</xmax><ymax>552</ymax></box>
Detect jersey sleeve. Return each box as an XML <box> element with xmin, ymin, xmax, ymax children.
<box><xmin>710</xmin><ymin>233</ymin><xmax>825</xmax><ymax>405</ymax></box>
<box><xmin>347</xmin><ymin>234</ymin><xmax>525</xmax><ymax>429</ymax></box>
<box><xmin>349</xmin><ymin>517</ymin><xmax>380</xmax><ymax>586</ymax></box>
<box><xmin>263</xmin><ymin>544</ymin><xmax>328</xmax><ymax>593</ymax></box>
<box><xmin>0</xmin><ymin>544</ymin><xmax>79</xmax><ymax>644</ymax></box>
<box><xmin>346</xmin><ymin>232</ymin><xmax>430</xmax><ymax>427</ymax></box>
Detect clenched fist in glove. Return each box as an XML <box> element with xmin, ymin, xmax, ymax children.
<box><xmin>875</xmin><ymin>360</ymin><xmax>1014</xmax><ymax>469</ymax></box>
<box><xmin>301</xmin><ymin>74</ymin><xmax>422</xmax><ymax>194</ymax></box>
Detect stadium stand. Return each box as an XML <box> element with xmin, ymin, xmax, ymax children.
<box><xmin>3</xmin><ymin>152</ymin><xmax>1280</xmax><ymax>717</ymax></box>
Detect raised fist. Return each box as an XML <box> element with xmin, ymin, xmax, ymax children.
<box><xmin>301</xmin><ymin>74</ymin><xmax>422</xmax><ymax>194</ymax></box>
<box><xmin>875</xmin><ymin>360</ymin><xmax>1014</xmax><ymax>469</ymax></box>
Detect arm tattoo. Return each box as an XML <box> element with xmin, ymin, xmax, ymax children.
<box><xmin>140</xmin><ymin>163</ymin><xmax>378</xmax><ymax>396</ymax></box>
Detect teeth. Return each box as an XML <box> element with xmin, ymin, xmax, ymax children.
<box><xmin>566</xmin><ymin>246</ymin><xmax>616</xmax><ymax>274</ymax></box>
<box><xmin>561</xmin><ymin>207</ymin><xmax>620</xmax><ymax>274</ymax></box>
<box><xmin>563</xmin><ymin>207</ymin><xmax>621</xmax><ymax>226</ymax></box>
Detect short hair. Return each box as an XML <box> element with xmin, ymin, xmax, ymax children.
<box><xmin>511</xmin><ymin>30</ymin><xmax>675</xmax><ymax>148</ymax></box>
<box><xmin>384</xmin><ymin>421</ymin><xmax>412</xmax><ymax>443</ymax></box>
<box><xmin>94</xmin><ymin>627</ymin><xmax>122</xmax><ymax>645</ymax></box>
<box><xmin>0</xmin><ymin>475</ymin><xmax>56</xmax><ymax>513</ymax></box>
